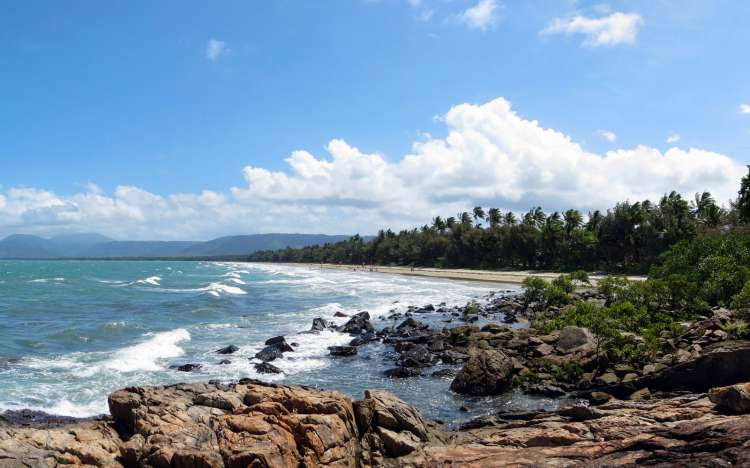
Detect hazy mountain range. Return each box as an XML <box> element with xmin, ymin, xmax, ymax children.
<box><xmin>0</xmin><ymin>233</ymin><xmax>353</xmax><ymax>259</ymax></box>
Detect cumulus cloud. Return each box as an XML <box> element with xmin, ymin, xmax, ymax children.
<box><xmin>459</xmin><ymin>0</ymin><xmax>499</xmax><ymax>31</ymax></box>
<box><xmin>542</xmin><ymin>11</ymin><xmax>643</xmax><ymax>47</ymax></box>
<box><xmin>597</xmin><ymin>129</ymin><xmax>617</xmax><ymax>142</ymax></box>
<box><xmin>741</xmin><ymin>104</ymin><xmax>750</xmax><ymax>114</ymax></box>
<box><xmin>0</xmin><ymin>97</ymin><xmax>745</xmax><ymax>239</ymax></box>
<box><xmin>205</xmin><ymin>38</ymin><xmax>229</xmax><ymax>61</ymax></box>
<box><xmin>667</xmin><ymin>133</ymin><xmax>681</xmax><ymax>143</ymax></box>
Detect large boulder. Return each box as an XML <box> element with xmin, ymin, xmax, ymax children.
<box><xmin>646</xmin><ymin>340</ymin><xmax>750</xmax><ymax>392</ymax></box>
<box><xmin>450</xmin><ymin>349</ymin><xmax>515</xmax><ymax>395</ymax></box>
<box><xmin>556</xmin><ymin>326</ymin><xmax>594</xmax><ymax>352</ymax></box>
<box><xmin>709</xmin><ymin>382</ymin><xmax>750</xmax><ymax>413</ymax></box>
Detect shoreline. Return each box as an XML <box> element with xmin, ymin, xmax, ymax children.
<box><xmin>265</xmin><ymin>262</ymin><xmax>646</xmax><ymax>285</ymax></box>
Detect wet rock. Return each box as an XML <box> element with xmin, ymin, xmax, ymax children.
<box><xmin>254</xmin><ymin>345</ymin><xmax>283</xmax><ymax>362</ymax></box>
<box><xmin>329</xmin><ymin>345</ymin><xmax>358</xmax><ymax>357</ymax></box>
<box><xmin>171</xmin><ymin>363</ymin><xmax>202</xmax><ymax>372</ymax></box>
<box><xmin>218</xmin><ymin>359</ymin><xmax>231</xmax><ymax>365</ymax></box>
<box><xmin>334</xmin><ymin>311</ymin><xmax>349</xmax><ymax>317</ymax></box>
<box><xmin>431</xmin><ymin>368</ymin><xmax>458</xmax><ymax>377</ymax></box>
<box><xmin>311</xmin><ymin>317</ymin><xmax>330</xmax><ymax>332</ymax></box>
<box><xmin>396</xmin><ymin>317</ymin><xmax>427</xmax><ymax>331</ymax></box>
<box><xmin>338</xmin><ymin>311</ymin><xmax>375</xmax><ymax>335</ymax></box>
<box><xmin>265</xmin><ymin>335</ymin><xmax>294</xmax><ymax>352</ymax></box>
<box><xmin>254</xmin><ymin>362</ymin><xmax>283</xmax><ymax>374</ymax></box>
<box><xmin>450</xmin><ymin>349</ymin><xmax>515</xmax><ymax>396</ymax></box>
<box><xmin>398</xmin><ymin>345</ymin><xmax>434</xmax><ymax>368</ymax></box>
<box><xmin>350</xmin><ymin>331</ymin><xmax>377</xmax><ymax>347</ymax></box>
<box><xmin>709</xmin><ymin>382</ymin><xmax>750</xmax><ymax>413</ymax></box>
<box><xmin>522</xmin><ymin>384</ymin><xmax>566</xmax><ymax>397</ymax></box>
<box><xmin>216</xmin><ymin>345</ymin><xmax>239</xmax><ymax>355</ymax></box>
<box><xmin>384</xmin><ymin>367</ymin><xmax>421</xmax><ymax>378</ymax></box>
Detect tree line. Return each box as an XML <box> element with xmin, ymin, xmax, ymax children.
<box><xmin>247</xmin><ymin>167</ymin><xmax>750</xmax><ymax>273</ymax></box>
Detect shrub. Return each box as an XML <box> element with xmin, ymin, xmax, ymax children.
<box><xmin>552</xmin><ymin>274</ymin><xmax>575</xmax><ymax>294</ymax></box>
<box><xmin>731</xmin><ymin>281</ymin><xmax>750</xmax><ymax>309</ymax></box>
<box><xmin>522</xmin><ymin>276</ymin><xmax>548</xmax><ymax>306</ymax></box>
<box><xmin>554</xmin><ymin>361</ymin><xmax>584</xmax><ymax>383</ymax></box>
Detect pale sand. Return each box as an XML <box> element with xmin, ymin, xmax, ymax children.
<box><xmin>272</xmin><ymin>263</ymin><xmax>645</xmax><ymax>285</ymax></box>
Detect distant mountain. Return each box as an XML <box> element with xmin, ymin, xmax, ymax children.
<box><xmin>80</xmin><ymin>241</ymin><xmax>203</xmax><ymax>258</ymax></box>
<box><xmin>0</xmin><ymin>233</ymin><xmax>354</xmax><ymax>259</ymax></box>
<box><xmin>180</xmin><ymin>234</ymin><xmax>352</xmax><ymax>257</ymax></box>
<box><xmin>0</xmin><ymin>235</ymin><xmax>59</xmax><ymax>259</ymax></box>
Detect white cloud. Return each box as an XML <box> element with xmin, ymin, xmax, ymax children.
<box><xmin>0</xmin><ymin>97</ymin><xmax>745</xmax><ymax>239</ymax></box>
<box><xmin>459</xmin><ymin>0</ymin><xmax>499</xmax><ymax>31</ymax></box>
<box><xmin>667</xmin><ymin>133</ymin><xmax>681</xmax><ymax>143</ymax></box>
<box><xmin>205</xmin><ymin>39</ymin><xmax>229</xmax><ymax>62</ymax></box>
<box><xmin>597</xmin><ymin>129</ymin><xmax>617</xmax><ymax>142</ymax></box>
<box><xmin>740</xmin><ymin>103</ymin><xmax>750</xmax><ymax>114</ymax></box>
<box><xmin>542</xmin><ymin>11</ymin><xmax>643</xmax><ymax>47</ymax></box>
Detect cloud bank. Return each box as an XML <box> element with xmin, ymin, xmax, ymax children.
<box><xmin>1</xmin><ymin>97</ymin><xmax>744</xmax><ymax>240</ymax></box>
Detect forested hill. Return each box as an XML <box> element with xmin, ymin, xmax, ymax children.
<box><xmin>248</xmin><ymin>168</ymin><xmax>750</xmax><ymax>273</ymax></box>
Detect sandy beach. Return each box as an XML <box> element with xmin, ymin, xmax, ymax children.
<box><xmin>275</xmin><ymin>263</ymin><xmax>645</xmax><ymax>285</ymax></box>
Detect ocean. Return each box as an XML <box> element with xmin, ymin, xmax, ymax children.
<box><xmin>0</xmin><ymin>260</ymin><xmax>563</xmax><ymax>423</ymax></box>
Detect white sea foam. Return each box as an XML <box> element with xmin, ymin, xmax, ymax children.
<box><xmin>136</xmin><ymin>276</ymin><xmax>161</xmax><ymax>286</ymax></box>
<box><xmin>199</xmin><ymin>282</ymin><xmax>246</xmax><ymax>297</ymax></box>
<box><xmin>102</xmin><ymin>329</ymin><xmax>191</xmax><ymax>372</ymax></box>
<box><xmin>225</xmin><ymin>278</ymin><xmax>246</xmax><ymax>285</ymax></box>
<box><xmin>28</xmin><ymin>277</ymin><xmax>65</xmax><ymax>283</ymax></box>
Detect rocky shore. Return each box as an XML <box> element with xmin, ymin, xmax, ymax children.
<box><xmin>3</xmin><ymin>290</ymin><xmax>750</xmax><ymax>466</ymax></box>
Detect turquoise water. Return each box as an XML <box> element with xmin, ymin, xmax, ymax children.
<box><xmin>0</xmin><ymin>260</ymin><xmax>559</xmax><ymax>422</ymax></box>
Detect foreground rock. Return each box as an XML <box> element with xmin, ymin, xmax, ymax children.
<box><xmin>450</xmin><ymin>349</ymin><xmax>515</xmax><ymax>395</ymax></box>
<box><xmin>2</xmin><ymin>381</ymin><xmax>750</xmax><ymax>467</ymax></box>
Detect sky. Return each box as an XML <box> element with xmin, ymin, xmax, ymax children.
<box><xmin>1</xmin><ymin>0</ymin><xmax>750</xmax><ymax>240</ymax></box>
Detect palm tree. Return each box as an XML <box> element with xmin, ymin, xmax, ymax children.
<box><xmin>487</xmin><ymin>208</ymin><xmax>502</xmax><ymax>228</ymax></box>
<box><xmin>503</xmin><ymin>212</ymin><xmax>517</xmax><ymax>226</ymax></box>
<box><xmin>432</xmin><ymin>216</ymin><xmax>446</xmax><ymax>233</ymax></box>
<box><xmin>586</xmin><ymin>210</ymin><xmax>603</xmax><ymax>232</ymax></box>
<box><xmin>563</xmin><ymin>209</ymin><xmax>583</xmax><ymax>237</ymax></box>
<box><xmin>472</xmin><ymin>206</ymin><xmax>486</xmax><ymax>226</ymax></box>
<box><xmin>445</xmin><ymin>217</ymin><xmax>456</xmax><ymax>230</ymax></box>
<box><xmin>459</xmin><ymin>211</ymin><xmax>472</xmax><ymax>226</ymax></box>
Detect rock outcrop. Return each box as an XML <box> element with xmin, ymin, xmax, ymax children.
<box><xmin>2</xmin><ymin>381</ymin><xmax>750</xmax><ymax>467</ymax></box>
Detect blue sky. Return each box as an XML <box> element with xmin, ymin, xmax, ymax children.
<box><xmin>1</xmin><ymin>0</ymin><xmax>750</xmax><ymax>239</ymax></box>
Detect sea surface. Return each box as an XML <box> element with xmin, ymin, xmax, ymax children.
<box><xmin>0</xmin><ymin>260</ymin><xmax>563</xmax><ymax>423</ymax></box>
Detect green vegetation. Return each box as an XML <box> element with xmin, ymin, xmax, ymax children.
<box><xmin>248</xmin><ymin>174</ymin><xmax>747</xmax><ymax>273</ymax></box>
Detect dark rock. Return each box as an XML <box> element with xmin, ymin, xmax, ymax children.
<box><xmin>311</xmin><ymin>317</ymin><xmax>330</xmax><ymax>332</ymax></box>
<box><xmin>334</xmin><ymin>311</ymin><xmax>349</xmax><ymax>317</ymax></box>
<box><xmin>522</xmin><ymin>384</ymin><xmax>566</xmax><ymax>397</ymax></box>
<box><xmin>255</xmin><ymin>362</ymin><xmax>283</xmax><ymax>374</ymax></box>
<box><xmin>265</xmin><ymin>336</ymin><xmax>294</xmax><ymax>352</ymax></box>
<box><xmin>338</xmin><ymin>312</ymin><xmax>374</xmax><ymax>335</ymax></box>
<box><xmin>431</xmin><ymin>368</ymin><xmax>458</xmax><ymax>377</ymax></box>
<box><xmin>254</xmin><ymin>346</ymin><xmax>283</xmax><ymax>362</ymax></box>
<box><xmin>218</xmin><ymin>359</ymin><xmax>231</xmax><ymax>365</ymax></box>
<box><xmin>216</xmin><ymin>345</ymin><xmax>239</xmax><ymax>355</ymax></box>
<box><xmin>329</xmin><ymin>346</ymin><xmax>358</xmax><ymax>357</ymax></box>
<box><xmin>384</xmin><ymin>367</ymin><xmax>422</xmax><ymax>378</ymax></box>
<box><xmin>171</xmin><ymin>363</ymin><xmax>202</xmax><ymax>372</ymax></box>
<box><xmin>399</xmin><ymin>345</ymin><xmax>435</xmax><ymax>368</ymax></box>
<box><xmin>396</xmin><ymin>317</ymin><xmax>427</xmax><ymax>331</ymax></box>
<box><xmin>450</xmin><ymin>349</ymin><xmax>515</xmax><ymax>396</ymax></box>
<box><xmin>350</xmin><ymin>331</ymin><xmax>378</xmax><ymax>347</ymax></box>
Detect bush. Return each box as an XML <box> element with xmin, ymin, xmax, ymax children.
<box><xmin>522</xmin><ymin>276</ymin><xmax>548</xmax><ymax>306</ymax></box>
<box><xmin>554</xmin><ymin>361</ymin><xmax>584</xmax><ymax>383</ymax></box>
<box><xmin>598</xmin><ymin>276</ymin><xmax>632</xmax><ymax>305</ymax></box>
<box><xmin>651</xmin><ymin>233</ymin><xmax>750</xmax><ymax>307</ymax></box>
<box><xmin>731</xmin><ymin>281</ymin><xmax>750</xmax><ymax>309</ymax></box>
<box><xmin>552</xmin><ymin>274</ymin><xmax>575</xmax><ymax>294</ymax></box>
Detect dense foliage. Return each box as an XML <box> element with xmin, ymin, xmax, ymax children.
<box><xmin>249</xmin><ymin>184</ymin><xmax>744</xmax><ymax>273</ymax></box>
